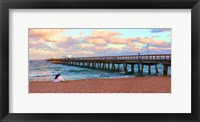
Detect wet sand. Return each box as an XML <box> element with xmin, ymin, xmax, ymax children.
<box><xmin>29</xmin><ymin>76</ymin><xmax>171</xmax><ymax>93</ymax></box>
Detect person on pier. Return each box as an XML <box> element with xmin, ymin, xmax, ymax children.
<box><xmin>138</xmin><ymin>53</ymin><xmax>141</xmax><ymax>60</ymax></box>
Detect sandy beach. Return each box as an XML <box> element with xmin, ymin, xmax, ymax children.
<box><xmin>29</xmin><ymin>76</ymin><xmax>171</xmax><ymax>93</ymax></box>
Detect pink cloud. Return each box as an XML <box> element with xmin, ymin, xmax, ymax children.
<box><xmin>109</xmin><ymin>37</ymin><xmax>137</xmax><ymax>44</ymax></box>
<box><xmin>94</xmin><ymin>46</ymin><xmax>106</xmax><ymax>51</ymax></box>
<box><xmin>139</xmin><ymin>37</ymin><xmax>170</xmax><ymax>47</ymax></box>
<box><xmin>128</xmin><ymin>42</ymin><xmax>140</xmax><ymax>47</ymax></box>
<box><xmin>29</xmin><ymin>29</ymin><xmax>67</xmax><ymax>42</ymax></box>
<box><xmin>70</xmin><ymin>50</ymin><xmax>88</xmax><ymax>55</ymax></box>
<box><xmin>86</xmin><ymin>38</ymin><xmax>106</xmax><ymax>44</ymax></box>
<box><xmin>80</xmin><ymin>44</ymin><xmax>94</xmax><ymax>49</ymax></box>
<box><xmin>29</xmin><ymin>29</ymin><xmax>63</xmax><ymax>37</ymax></box>
<box><xmin>148</xmin><ymin>47</ymin><xmax>171</xmax><ymax>51</ymax></box>
<box><xmin>92</xmin><ymin>30</ymin><xmax>121</xmax><ymax>38</ymax></box>
<box><xmin>109</xmin><ymin>38</ymin><xmax>127</xmax><ymax>44</ymax></box>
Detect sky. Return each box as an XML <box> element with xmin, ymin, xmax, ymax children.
<box><xmin>29</xmin><ymin>28</ymin><xmax>171</xmax><ymax>60</ymax></box>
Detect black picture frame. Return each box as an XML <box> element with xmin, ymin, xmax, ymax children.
<box><xmin>0</xmin><ymin>0</ymin><xmax>199</xmax><ymax>122</ymax></box>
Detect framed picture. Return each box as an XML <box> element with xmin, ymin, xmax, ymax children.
<box><xmin>0</xmin><ymin>0</ymin><xmax>199</xmax><ymax>122</ymax></box>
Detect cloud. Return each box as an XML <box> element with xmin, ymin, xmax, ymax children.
<box><xmin>92</xmin><ymin>30</ymin><xmax>121</xmax><ymax>38</ymax></box>
<box><xmin>29</xmin><ymin>29</ymin><xmax>67</xmax><ymax>42</ymax></box>
<box><xmin>69</xmin><ymin>50</ymin><xmax>91</xmax><ymax>55</ymax></box>
<box><xmin>29</xmin><ymin>38</ymin><xmax>58</xmax><ymax>51</ymax></box>
<box><xmin>150</xmin><ymin>28</ymin><xmax>171</xmax><ymax>33</ymax></box>
<box><xmin>139</xmin><ymin>37</ymin><xmax>170</xmax><ymax>47</ymax></box>
<box><xmin>83</xmin><ymin>30</ymin><xmax>122</xmax><ymax>45</ymax></box>
<box><xmin>94</xmin><ymin>46</ymin><xmax>106</xmax><ymax>51</ymax></box>
<box><xmin>80</xmin><ymin>44</ymin><xmax>95</xmax><ymax>49</ymax></box>
<box><xmin>86</xmin><ymin>38</ymin><xmax>107</xmax><ymax>44</ymax></box>
<box><xmin>109</xmin><ymin>37</ymin><xmax>128</xmax><ymax>44</ymax></box>
<box><xmin>148</xmin><ymin>47</ymin><xmax>170</xmax><ymax>51</ymax></box>
<box><xmin>29</xmin><ymin>48</ymin><xmax>51</xmax><ymax>55</ymax></box>
<box><xmin>29</xmin><ymin>40</ymin><xmax>45</xmax><ymax>49</ymax></box>
<box><xmin>44</xmin><ymin>34</ymin><xmax>67</xmax><ymax>42</ymax></box>
<box><xmin>59</xmin><ymin>36</ymin><xmax>80</xmax><ymax>45</ymax></box>
<box><xmin>29</xmin><ymin>29</ymin><xmax>63</xmax><ymax>37</ymax></box>
<box><xmin>29</xmin><ymin>48</ymin><xmax>63</xmax><ymax>60</ymax></box>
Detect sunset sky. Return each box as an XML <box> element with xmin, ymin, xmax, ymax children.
<box><xmin>29</xmin><ymin>28</ymin><xmax>171</xmax><ymax>60</ymax></box>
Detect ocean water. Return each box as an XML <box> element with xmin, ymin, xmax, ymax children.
<box><xmin>29</xmin><ymin>60</ymin><xmax>171</xmax><ymax>81</ymax></box>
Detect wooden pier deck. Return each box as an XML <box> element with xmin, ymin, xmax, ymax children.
<box><xmin>46</xmin><ymin>54</ymin><xmax>171</xmax><ymax>75</ymax></box>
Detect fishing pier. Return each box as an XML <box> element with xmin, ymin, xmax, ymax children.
<box><xmin>46</xmin><ymin>54</ymin><xmax>171</xmax><ymax>75</ymax></box>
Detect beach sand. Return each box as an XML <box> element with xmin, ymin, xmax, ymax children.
<box><xmin>29</xmin><ymin>76</ymin><xmax>171</xmax><ymax>93</ymax></box>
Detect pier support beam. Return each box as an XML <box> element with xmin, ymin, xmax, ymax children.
<box><xmin>131</xmin><ymin>64</ymin><xmax>134</xmax><ymax>74</ymax></box>
<box><xmin>118</xmin><ymin>64</ymin><xmax>120</xmax><ymax>71</ymax></box>
<box><xmin>163</xmin><ymin>64</ymin><xmax>168</xmax><ymax>75</ymax></box>
<box><xmin>148</xmin><ymin>65</ymin><xmax>151</xmax><ymax>74</ymax></box>
<box><xmin>112</xmin><ymin>63</ymin><xmax>116</xmax><ymax>71</ymax></box>
<box><xmin>155</xmin><ymin>64</ymin><xmax>159</xmax><ymax>73</ymax></box>
<box><xmin>102</xmin><ymin>63</ymin><xmax>105</xmax><ymax>69</ymax></box>
<box><xmin>123</xmin><ymin>63</ymin><xmax>127</xmax><ymax>73</ymax></box>
<box><xmin>138</xmin><ymin>64</ymin><xmax>140</xmax><ymax>73</ymax></box>
<box><xmin>140</xmin><ymin>65</ymin><xmax>144</xmax><ymax>74</ymax></box>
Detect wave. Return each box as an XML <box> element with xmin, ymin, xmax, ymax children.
<box><xmin>99</xmin><ymin>74</ymin><xmax>110</xmax><ymax>78</ymax></box>
<box><xmin>68</xmin><ymin>69</ymin><xmax>89</xmax><ymax>73</ymax></box>
<box><xmin>29</xmin><ymin>73</ymin><xmax>56</xmax><ymax>77</ymax></box>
